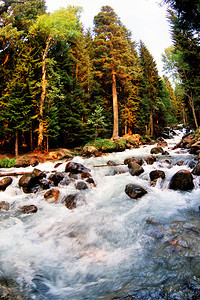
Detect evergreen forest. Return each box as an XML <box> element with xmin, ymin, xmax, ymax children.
<box><xmin>0</xmin><ymin>0</ymin><xmax>199</xmax><ymax>157</ymax></box>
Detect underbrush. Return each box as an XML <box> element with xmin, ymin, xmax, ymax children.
<box><xmin>0</xmin><ymin>157</ymin><xmax>16</xmax><ymax>168</ymax></box>
<box><xmin>85</xmin><ymin>138</ymin><xmax>127</xmax><ymax>151</ymax></box>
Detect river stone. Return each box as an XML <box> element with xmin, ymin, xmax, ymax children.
<box><xmin>192</xmin><ymin>163</ymin><xmax>200</xmax><ymax>175</ymax></box>
<box><xmin>107</xmin><ymin>160</ymin><xmax>117</xmax><ymax>166</ymax></box>
<box><xmin>0</xmin><ymin>177</ymin><xmax>12</xmax><ymax>191</ymax></box>
<box><xmin>75</xmin><ymin>181</ymin><xmax>88</xmax><ymax>190</ymax></box>
<box><xmin>128</xmin><ymin>162</ymin><xmax>144</xmax><ymax>176</ymax></box>
<box><xmin>169</xmin><ymin>170</ymin><xmax>194</xmax><ymax>191</ymax></box>
<box><xmin>125</xmin><ymin>184</ymin><xmax>147</xmax><ymax>199</ymax></box>
<box><xmin>39</xmin><ymin>179</ymin><xmax>52</xmax><ymax>190</ymax></box>
<box><xmin>44</xmin><ymin>189</ymin><xmax>60</xmax><ymax>203</ymax></box>
<box><xmin>32</xmin><ymin>168</ymin><xmax>45</xmax><ymax>179</ymax></box>
<box><xmin>150</xmin><ymin>147</ymin><xmax>165</xmax><ymax>155</ymax></box>
<box><xmin>49</xmin><ymin>172</ymin><xmax>64</xmax><ymax>186</ymax></box>
<box><xmin>65</xmin><ymin>162</ymin><xmax>91</xmax><ymax>174</ymax></box>
<box><xmin>86</xmin><ymin>178</ymin><xmax>96</xmax><ymax>187</ymax></box>
<box><xmin>0</xmin><ymin>201</ymin><xmax>10</xmax><ymax>211</ymax></box>
<box><xmin>124</xmin><ymin>157</ymin><xmax>143</xmax><ymax>166</ymax></box>
<box><xmin>145</xmin><ymin>155</ymin><xmax>156</xmax><ymax>165</ymax></box>
<box><xmin>81</xmin><ymin>172</ymin><xmax>91</xmax><ymax>179</ymax></box>
<box><xmin>18</xmin><ymin>173</ymin><xmax>38</xmax><ymax>193</ymax></box>
<box><xmin>62</xmin><ymin>194</ymin><xmax>78</xmax><ymax>210</ymax></box>
<box><xmin>19</xmin><ymin>205</ymin><xmax>38</xmax><ymax>214</ymax></box>
<box><xmin>150</xmin><ymin>170</ymin><xmax>165</xmax><ymax>181</ymax></box>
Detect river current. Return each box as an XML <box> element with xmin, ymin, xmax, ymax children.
<box><xmin>0</xmin><ymin>129</ymin><xmax>200</xmax><ymax>299</ymax></box>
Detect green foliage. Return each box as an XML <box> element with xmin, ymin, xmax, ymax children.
<box><xmin>0</xmin><ymin>157</ymin><xmax>16</xmax><ymax>168</ymax></box>
<box><xmin>85</xmin><ymin>138</ymin><xmax>127</xmax><ymax>151</ymax></box>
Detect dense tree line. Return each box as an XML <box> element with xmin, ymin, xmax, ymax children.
<box><xmin>162</xmin><ymin>0</ymin><xmax>200</xmax><ymax>129</ymax></box>
<box><xmin>1</xmin><ymin>1</ymin><xmax>195</xmax><ymax>156</ymax></box>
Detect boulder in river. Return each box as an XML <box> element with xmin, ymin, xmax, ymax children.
<box><xmin>169</xmin><ymin>170</ymin><xmax>194</xmax><ymax>191</ymax></box>
<box><xmin>62</xmin><ymin>194</ymin><xmax>78</xmax><ymax>210</ymax></box>
<box><xmin>150</xmin><ymin>170</ymin><xmax>165</xmax><ymax>181</ymax></box>
<box><xmin>0</xmin><ymin>201</ymin><xmax>10</xmax><ymax>211</ymax></box>
<box><xmin>124</xmin><ymin>157</ymin><xmax>143</xmax><ymax>166</ymax></box>
<box><xmin>150</xmin><ymin>147</ymin><xmax>165</xmax><ymax>155</ymax></box>
<box><xmin>18</xmin><ymin>168</ymin><xmax>45</xmax><ymax>193</ymax></box>
<box><xmin>125</xmin><ymin>184</ymin><xmax>147</xmax><ymax>199</ymax></box>
<box><xmin>75</xmin><ymin>181</ymin><xmax>88</xmax><ymax>190</ymax></box>
<box><xmin>18</xmin><ymin>173</ymin><xmax>38</xmax><ymax>193</ymax></box>
<box><xmin>0</xmin><ymin>177</ymin><xmax>12</xmax><ymax>191</ymax></box>
<box><xmin>49</xmin><ymin>172</ymin><xmax>64</xmax><ymax>186</ymax></box>
<box><xmin>19</xmin><ymin>205</ymin><xmax>38</xmax><ymax>214</ymax></box>
<box><xmin>145</xmin><ymin>155</ymin><xmax>156</xmax><ymax>165</ymax></box>
<box><xmin>44</xmin><ymin>188</ymin><xmax>60</xmax><ymax>203</ymax></box>
<box><xmin>65</xmin><ymin>162</ymin><xmax>91</xmax><ymax>174</ymax></box>
<box><xmin>128</xmin><ymin>162</ymin><xmax>144</xmax><ymax>176</ymax></box>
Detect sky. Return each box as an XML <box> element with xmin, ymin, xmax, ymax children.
<box><xmin>46</xmin><ymin>0</ymin><xmax>172</xmax><ymax>75</ymax></box>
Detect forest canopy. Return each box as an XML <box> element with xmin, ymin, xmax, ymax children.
<box><xmin>0</xmin><ymin>0</ymin><xmax>199</xmax><ymax>156</ymax></box>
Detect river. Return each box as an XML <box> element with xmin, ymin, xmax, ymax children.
<box><xmin>0</xmin><ymin>129</ymin><xmax>200</xmax><ymax>299</ymax></box>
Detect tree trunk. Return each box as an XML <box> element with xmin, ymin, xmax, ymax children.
<box><xmin>38</xmin><ymin>35</ymin><xmax>52</xmax><ymax>150</ymax></box>
<box><xmin>15</xmin><ymin>129</ymin><xmax>18</xmax><ymax>158</ymax></box>
<box><xmin>111</xmin><ymin>68</ymin><xmax>119</xmax><ymax>139</ymax></box>
<box><xmin>150</xmin><ymin>110</ymin><xmax>154</xmax><ymax>137</ymax></box>
<box><xmin>30</xmin><ymin>121</ymin><xmax>33</xmax><ymax>151</ymax></box>
<box><xmin>188</xmin><ymin>93</ymin><xmax>198</xmax><ymax>129</ymax></box>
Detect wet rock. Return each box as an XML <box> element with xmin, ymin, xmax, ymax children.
<box><xmin>176</xmin><ymin>160</ymin><xmax>185</xmax><ymax>166</ymax></box>
<box><xmin>150</xmin><ymin>170</ymin><xmax>165</xmax><ymax>181</ymax></box>
<box><xmin>82</xmin><ymin>146</ymin><xmax>98</xmax><ymax>157</ymax></box>
<box><xmin>0</xmin><ymin>177</ymin><xmax>12</xmax><ymax>191</ymax></box>
<box><xmin>19</xmin><ymin>205</ymin><xmax>38</xmax><ymax>214</ymax></box>
<box><xmin>124</xmin><ymin>157</ymin><xmax>143</xmax><ymax>166</ymax></box>
<box><xmin>62</xmin><ymin>194</ymin><xmax>78</xmax><ymax>209</ymax></box>
<box><xmin>0</xmin><ymin>201</ymin><xmax>10</xmax><ymax>211</ymax></box>
<box><xmin>65</xmin><ymin>162</ymin><xmax>91</xmax><ymax>174</ymax></box>
<box><xmin>81</xmin><ymin>172</ymin><xmax>91</xmax><ymax>179</ymax></box>
<box><xmin>150</xmin><ymin>147</ymin><xmax>165</xmax><ymax>155</ymax></box>
<box><xmin>32</xmin><ymin>168</ymin><xmax>46</xmax><ymax>179</ymax></box>
<box><xmin>86</xmin><ymin>177</ymin><xmax>96</xmax><ymax>187</ymax></box>
<box><xmin>145</xmin><ymin>155</ymin><xmax>156</xmax><ymax>165</ymax></box>
<box><xmin>39</xmin><ymin>179</ymin><xmax>52</xmax><ymax>190</ymax></box>
<box><xmin>75</xmin><ymin>181</ymin><xmax>88</xmax><ymax>190</ymax></box>
<box><xmin>125</xmin><ymin>183</ymin><xmax>147</xmax><ymax>199</ymax></box>
<box><xmin>49</xmin><ymin>172</ymin><xmax>64</xmax><ymax>186</ymax></box>
<box><xmin>128</xmin><ymin>162</ymin><xmax>144</xmax><ymax>176</ymax></box>
<box><xmin>14</xmin><ymin>159</ymin><xmax>30</xmax><ymax>168</ymax></box>
<box><xmin>107</xmin><ymin>160</ymin><xmax>117</xmax><ymax>166</ymax></box>
<box><xmin>169</xmin><ymin>170</ymin><xmax>194</xmax><ymax>191</ymax></box>
<box><xmin>192</xmin><ymin>163</ymin><xmax>200</xmax><ymax>175</ymax></box>
<box><xmin>44</xmin><ymin>188</ymin><xmax>60</xmax><ymax>203</ymax></box>
<box><xmin>18</xmin><ymin>173</ymin><xmax>38</xmax><ymax>193</ymax></box>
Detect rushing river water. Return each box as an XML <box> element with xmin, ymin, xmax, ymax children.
<box><xmin>0</xmin><ymin>129</ymin><xmax>200</xmax><ymax>299</ymax></box>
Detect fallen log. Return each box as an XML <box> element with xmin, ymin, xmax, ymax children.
<box><xmin>93</xmin><ymin>163</ymin><xmax>124</xmax><ymax>168</ymax></box>
<box><xmin>0</xmin><ymin>170</ymin><xmax>55</xmax><ymax>177</ymax></box>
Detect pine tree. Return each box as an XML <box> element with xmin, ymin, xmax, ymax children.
<box><xmin>93</xmin><ymin>6</ymin><xmax>141</xmax><ymax>139</ymax></box>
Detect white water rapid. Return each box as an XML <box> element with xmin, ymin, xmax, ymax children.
<box><xmin>0</xmin><ymin>129</ymin><xmax>200</xmax><ymax>299</ymax></box>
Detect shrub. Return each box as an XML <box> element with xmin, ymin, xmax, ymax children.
<box><xmin>0</xmin><ymin>157</ymin><xmax>16</xmax><ymax>168</ymax></box>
